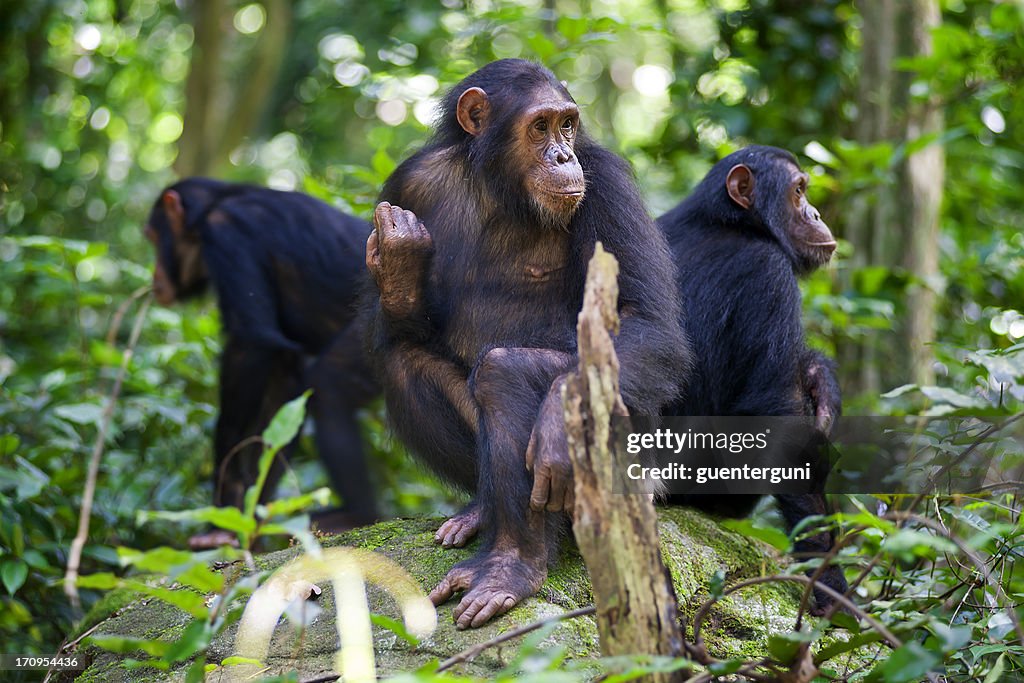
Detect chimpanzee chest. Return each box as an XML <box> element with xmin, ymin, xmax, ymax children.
<box><xmin>429</xmin><ymin>232</ymin><xmax>578</xmax><ymax>365</ymax></box>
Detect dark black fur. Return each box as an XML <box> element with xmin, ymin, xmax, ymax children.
<box><xmin>367</xmin><ymin>60</ymin><xmax>688</xmax><ymax>593</ymax></box>
<box><xmin>659</xmin><ymin>146</ymin><xmax>847</xmax><ymax>610</ymax></box>
<box><xmin>149</xmin><ymin>178</ymin><xmax>379</xmax><ymax>527</ymax></box>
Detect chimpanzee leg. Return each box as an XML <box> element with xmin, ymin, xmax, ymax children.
<box><xmin>213</xmin><ymin>341</ymin><xmax>303</xmax><ymax>509</ymax></box>
<box><xmin>191</xmin><ymin>341</ymin><xmax>302</xmax><ymax>549</ymax></box>
<box><xmin>430</xmin><ymin>347</ymin><xmax>575</xmax><ymax>629</ymax></box>
<box><xmin>307</xmin><ymin>320</ymin><xmax>381</xmax><ymax>531</ymax></box>
<box><xmin>775</xmin><ymin>492</ymin><xmax>847</xmax><ymax>613</ymax></box>
<box><xmin>378</xmin><ymin>343</ymin><xmax>480</xmax><ymax>491</ymax></box>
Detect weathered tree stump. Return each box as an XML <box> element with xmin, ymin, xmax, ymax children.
<box><xmin>563</xmin><ymin>243</ymin><xmax>686</xmax><ymax>680</ymax></box>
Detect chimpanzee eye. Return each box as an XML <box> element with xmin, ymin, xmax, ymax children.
<box><xmin>561</xmin><ymin>118</ymin><xmax>574</xmax><ymax>133</ymax></box>
<box><xmin>534</xmin><ymin>119</ymin><xmax>548</xmax><ymax>133</ymax></box>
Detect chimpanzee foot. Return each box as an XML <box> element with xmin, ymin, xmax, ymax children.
<box><xmin>808</xmin><ymin>565</ymin><xmax>849</xmax><ymax>617</ymax></box>
<box><xmin>188</xmin><ymin>529</ymin><xmax>239</xmax><ymax>550</ymax></box>
<box><xmin>429</xmin><ymin>549</ymin><xmax>547</xmax><ymax>629</ymax></box>
<box><xmin>435</xmin><ymin>503</ymin><xmax>480</xmax><ymax>548</ymax></box>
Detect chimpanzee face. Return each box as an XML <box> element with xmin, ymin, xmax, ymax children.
<box><xmin>783</xmin><ymin>164</ymin><xmax>836</xmax><ymax>270</ymax></box>
<box><xmin>144</xmin><ymin>190</ymin><xmax>207</xmax><ymax>305</ymax></box>
<box><xmin>515</xmin><ymin>88</ymin><xmax>585</xmax><ymax>220</ymax></box>
<box><xmin>726</xmin><ymin>159</ymin><xmax>836</xmax><ymax>275</ymax></box>
<box><xmin>456</xmin><ymin>85</ymin><xmax>586</xmax><ymax>228</ymax></box>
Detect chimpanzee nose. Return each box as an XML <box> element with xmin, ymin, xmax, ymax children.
<box><xmin>555</xmin><ymin>148</ymin><xmax>571</xmax><ymax>164</ymax></box>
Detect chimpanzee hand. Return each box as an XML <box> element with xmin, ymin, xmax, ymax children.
<box><xmin>801</xmin><ymin>351</ymin><xmax>841</xmax><ymax>436</ymax></box>
<box><xmin>367</xmin><ymin>202</ymin><xmax>434</xmax><ymax>319</ymax></box>
<box><xmin>525</xmin><ymin>376</ymin><xmax>573</xmax><ymax>513</ymax></box>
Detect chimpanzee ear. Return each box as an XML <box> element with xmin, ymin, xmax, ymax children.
<box><xmin>726</xmin><ymin>164</ymin><xmax>754</xmax><ymax>210</ymax></box>
<box><xmin>456</xmin><ymin>87</ymin><xmax>490</xmax><ymax>136</ymax></box>
<box><xmin>162</xmin><ymin>190</ymin><xmax>186</xmax><ymax>238</ymax></box>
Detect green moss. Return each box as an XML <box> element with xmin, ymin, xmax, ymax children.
<box><xmin>77</xmin><ymin>511</ymin><xmax>876</xmax><ymax>680</ymax></box>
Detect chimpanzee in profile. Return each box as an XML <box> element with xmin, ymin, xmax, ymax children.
<box><xmin>658</xmin><ymin>145</ymin><xmax>847</xmax><ymax>612</ymax></box>
<box><xmin>363</xmin><ymin>59</ymin><xmax>688</xmax><ymax>628</ymax></box>
<box><xmin>144</xmin><ymin>179</ymin><xmax>379</xmax><ymax>549</ymax></box>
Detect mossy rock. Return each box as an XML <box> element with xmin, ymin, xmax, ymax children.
<box><xmin>75</xmin><ymin>509</ymin><xmax>860</xmax><ymax>681</ymax></box>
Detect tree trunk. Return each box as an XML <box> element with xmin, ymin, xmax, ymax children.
<box><xmin>842</xmin><ymin>0</ymin><xmax>899</xmax><ymax>396</ymax></box>
<box><xmin>564</xmin><ymin>243</ymin><xmax>686</xmax><ymax>681</ymax></box>
<box><xmin>901</xmin><ymin>0</ymin><xmax>945</xmax><ymax>386</ymax></box>
<box><xmin>175</xmin><ymin>0</ymin><xmax>229</xmax><ymax>177</ymax></box>
<box><xmin>176</xmin><ymin>0</ymin><xmax>292</xmax><ymax>177</ymax></box>
<box><xmin>212</xmin><ymin>0</ymin><xmax>292</xmax><ymax>169</ymax></box>
<box><xmin>841</xmin><ymin>0</ymin><xmax>945</xmax><ymax>394</ymax></box>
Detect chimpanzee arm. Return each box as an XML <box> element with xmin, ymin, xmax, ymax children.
<box><xmin>576</xmin><ymin>145</ymin><xmax>691</xmax><ymax>415</ymax></box>
<box><xmin>200</xmin><ymin>205</ymin><xmax>302</xmax><ymax>352</ymax></box>
<box><xmin>365</xmin><ymin>202</ymin><xmax>480</xmax><ymax>490</ymax></box>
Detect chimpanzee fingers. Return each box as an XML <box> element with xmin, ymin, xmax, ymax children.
<box><xmin>429</xmin><ymin>567</ymin><xmax>472</xmax><ymax>606</ymax></box>
<box><xmin>458</xmin><ymin>594</ymin><xmax>516</xmax><ymax>629</ymax></box>
<box><xmin>373</xmin><ymin>202</ymin><xmax>394</xmax><ymax>234</ymax></box>
<box><xmin>451</xmin><ymin>526</ymin><xmax>475</xmax><ymax>548</ymax></box>
<box><xmin>613</xmin><ymin>393</ymin><xmax>629</xmax><ymax>417</ymax></box>
<box><xmin>529</xmin><ymin>467</ymin><xmax>551</xmax><ymax>511</ymax></box>
<box><xmin>365</xmin><ymin>231</ymin><xmax>380</xmax><ymax>272</ymax></box>
<box><xmin>524</xmin><ymin>430</ymin><xmax>537</xmax><ymax>471</ymax></box>
<box><xmin>816</xmin><ymin>407</ymin><xmax>834</xmax><ymax>436</ymax></box>
<box><xmin>388</xmin><ymin>205</ymin><xmax>412</xmax><ymax>238</ymax></box>
<box><xmin>412</xmin><ymin>214</ymin><xmax>431</xmax><ymax>242</ymax></box>
<box><xmin>546</xmin><ymin>468</ymin><xmax>568</xmax><ymax>512</ymax></box>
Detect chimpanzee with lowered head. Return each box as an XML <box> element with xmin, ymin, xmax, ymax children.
<box><xmin>145</xmin><ymin>179</ymin><xmax>380</xmax><ymax>548</ymax></box>
<box><xmin>658</xmin><ymin>145</ymin><xmax>847</xmax><ymax>612</ymax></box>
<box><xmin>364</xmin><ymin>59</ymin><xmax>689</xmax><ymax>629</ymax></box>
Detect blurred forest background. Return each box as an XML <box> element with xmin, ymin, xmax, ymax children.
<box><xmin>1</xmin><ymin>0</ymin><xmax>1023</xmax><ymax>671</ymax></box>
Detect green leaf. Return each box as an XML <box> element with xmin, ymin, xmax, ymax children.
<box><xmin>556</xmin><ymin>16</ymin><xmax>588</xmax><ymax>42</ymax></box>
<box><xmin>919</xmin><ymin>385</ymin><xmax>987</xmax><ymax>409</ymax></box>
<box><xmin>125</xmin><ymin>580</ymin><xmax>209</xmax><ymax>618</ymax></box>
<box><xmin>371</xmin><ymin>613</ymin><xmax>420</xmax><ymax>647</ymax></box>
<box><xmin>881</xmin><ymin>383</ymin><xmax>918</xmax><ymax>399</ymax></box>
<box><xmin>882</xmin><ymin>528</ymin><xmax>958</xmax><ymax>559</ymax></box>
<box><xmin>721</xmin><ymin>518</ymin><xmax>791</xmax><ymax>551</ymax></box>
<box><xmin>987</xmin><ymin>612</ymin><xmax>1015</xmax><ymax>640</ymax></box>
<box><xmin>54</xmin><ymin>402</ymin><xmax>104</xmax><ymax>426</ymax></box>
<box><xmin>259</xmin><ymin>487</ymin><xmax>332</xmax><ymax>519</ymax></box>
<box><xmin>118</xmin><ymin>546</ymin><xmax>194</xmax><ymax>572</ymax></box>
<box><xmin>814</xmin><ymin>631</ymin><xmax>882</xmax><ymax>663</ymax></box>
<box><xmin>140</xmin><ymin>507</ymin><xmax>256</xmax><ymax>535</ymax></box>
<box><xmin>165</xmin><ymin>620</ymin><xmax>213</xmax><ymax>663</ymax></box>
<box><xmin>875</xmin><ymin>643</ymin><xmax>939</xmax><ymax>682</ymax></box>
<box><xmin>708</xmin><ymin>569</ymin><xmax>726</xmax><ymax>599</ymax></box>
<box><xmin>76</xmin><ymin>572</ymin><xmax>122</xmax><ymax>590</ymax></box>
<box><xmin>708</xmin><ymin>658</ymin><xmax>744</xmax><ymax>675</ymax></box>
<box><xmin>88</xmin><ymin>634</ymin><xmax>170</xmax><ymax>657</ymax></box>
<box><xmin>221</xmin><ymin>656</ymin><xmax>264</xmax><ymax>668</ymax></box>
<box><xmin>176</xmin><ymin>563</ymin><xmax>225</xmax><ymax>593</ymax></box>
<box><xmin>767</xmin><ymin>630</ymin><xmax>817</xmax><ymax>665</ymax></box>
<box><xmin>262</xmin><ymin>391</ymin><xmax>310</xmax><ymax>451</ymax></box>
<box><xmin>1</xmin><ymin>559</ymin><xmax>28</xmax><ymax>595</ymax></box>
<box><xmin>983</xmin><ymin>653</ymin><xmax>1007</xmax><ymax>683</ymax></box>
<box><xmin>245</xmin><ymin>392</ymin><xmax>312</xmax><ymax>519</ymax></box>
<box><xmin>927</xmin><ymin>623</ymin><xmax>972</xmax><ymax>653</ymax></box>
